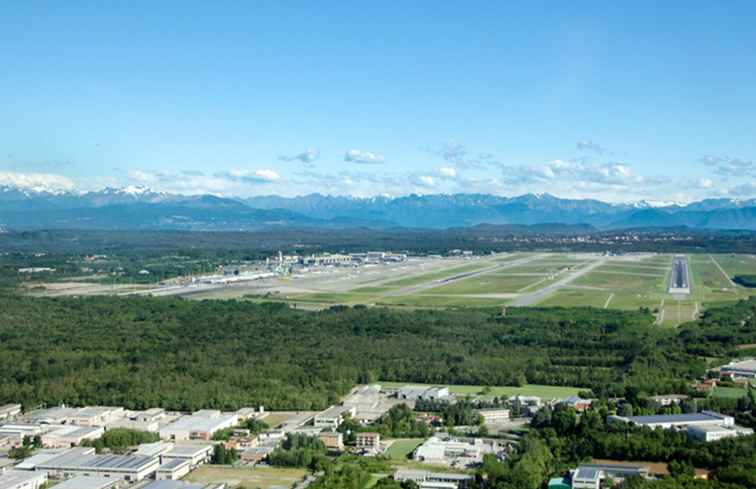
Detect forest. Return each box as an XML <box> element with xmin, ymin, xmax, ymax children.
<box><xmin>0</xmin><ymin>292</ymin><xmax>754</xmax><ymax>411</ymax></box>
<box><xmin>733</xmin><ymin>275</ymin><xmax>756</xmax><ymax>288</ymax></box>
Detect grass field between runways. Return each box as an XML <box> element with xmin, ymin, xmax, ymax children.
<box><xmin>380</xmin><ymin>262</ymin><xmax>493</xmax><ymax>288</ymax></box>
<box><xmin>537</xmin><ymin>288</ymin><xmax>612</xmax><ymax>308</ymax></box>
<box><xmin>422</xmin><ymin>273</ymin><xmax>548</xmax><ymax>295</ymax></box>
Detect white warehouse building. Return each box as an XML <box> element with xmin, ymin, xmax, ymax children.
<box><xmin>159</xmin><ymin>411</ymin><xmax>238</xmax><ymax>441</ymax></box>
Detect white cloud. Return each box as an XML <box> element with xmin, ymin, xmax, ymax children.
<box><xmin>0</xmin><ymin>171</ymin><xmax>75</xmax><ymax>192</ymax></box>
<box><xmin>438</xmin><ymin>167</ymin><xmax>457</xmax><ymax>178</ymax></box>
<box><xmin>701</xmin><ymin>155</ymin><xmax>755</xmax><ymax>177</ymax></box>
<box><xmin>279</xmin><ymin>148</ymin><xmax>320</xmax><ymax>164</ymax></box>
<box><xmin>576</xmin><ymin>139</ymin><xmax>606</xmax><ymax>154</ymax></box>
<box><xmin>429</xmin><ymin>140</ymin><xmax>498</xmax><ymax>170</ymax></box>
<box><xmin>413</xmin><ymin>175</ymin><xmax>436</xmax><ymax>188</ymax></box>
<box><xmin>220</xmin><ymin>169</ymin><xmax>281</xmax><ymax>183</ymax></box>
<box><xmin>727</xmin><ymin>181</ymin><xmax>756</xmax><ymax>197</ymax></box>
<box><xmin>500</xmin><ymin>159</ymin><xmax>665</xmax><ymax>188</ymax></box>
<box><xmin>128</xmin><ymin>168</ymin><xmax>281</xmax><ymax>196</ymax></box>
<box><xmin>698</xmin><ymin>178</ymin><xmax>714</xmax><ymax>189</ymax></box>
<box><xmin>344</xmin><ymin>149</ymin><xmax>385</xmax><ymax>164</ymax></box>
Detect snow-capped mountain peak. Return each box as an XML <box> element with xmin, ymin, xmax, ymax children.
<box><xmin>632</xmin><ymin>199</ymin><xmax>685</xmax><ymax>209</ymax></box>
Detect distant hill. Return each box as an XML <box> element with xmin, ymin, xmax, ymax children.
<box><xmin>2</xmin><ymin>185</ymin><xmax>756</xmax><ymax>231</ymax></box>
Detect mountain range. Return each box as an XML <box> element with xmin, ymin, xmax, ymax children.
<box><xmin>2</xmin><ymin>185</ymin><xmax>756</xmax><ymax>231</ymax></box>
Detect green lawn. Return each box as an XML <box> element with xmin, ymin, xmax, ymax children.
<box><xmin>711</xmin><ymin>386</ymin><xmax>749</xmax><ymax>399</ymax></box>
<box><xmin>385</xmin><ymin>438</ymin><xmax>426</xmax><ymax>460</ymax></box>
<box><xmin>659</xmin><ymin>300</ymin><xmax>699</xmax><ymax>327</ymax></box>
<box><xmin>352</xmin><ymin>286</ymin><xmax>400</xmax><ymax>294</ymax></box>
<box><xmin>381</xmin><ymin>262</ymin><xmax>492</xmax><ymax>288</ymax></box>
<box><xmin>365</xmin><ymin>474</ymin><xmax>391</xmax><ymax>489</ymax></box>
<box><xmin>380</xmin><ymin>381</ymin><xmax>581</xmax><ymax>400</ymax></box>
<box><xmin>538</xmin><ymin>288</ymin><xmax>612</xmax><ymax>308</ymax></box>
<box><xmin>609</xmin><ymin>293</ymin><xmax>663</xmax><ymax>311</ymax></box>
<box><xmin>423</xmin><ymin>273</ymin><xmax>546</xmax><ymax>295</ymax></box>
<box><xmin>498</xmin><ymin>262</ymin><xmax>586</xmax><ymax>275</ymax></box>
<box><xmin>376</xmin><ymin>295</ymin><xmax>507</xmax><ymax>308</ymax></box>
<box><xmin>573</xmin><ymin>268</ymin><xmax>667</xmax><ymax>292</ymax></box>
<box><xmin>282</xmin><ymin>292</ymin><xmax>382</xmax><ymax>304</ymax></box>
<box><xmin>711</xmin><ymin>254</ymin><xmax>756</xmax><ymax>278</ymax></box>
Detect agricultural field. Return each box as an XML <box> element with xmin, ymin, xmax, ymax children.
<box><xmin>185</xmin><ymin>466</ymin><xmax>308</xmax><ymax>489</ymax></box>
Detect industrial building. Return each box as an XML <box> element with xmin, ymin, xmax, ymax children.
<box><xmin>414</xmin><ymin>435</ymin><xmax>505</xmax><ymax>468</ymax></box>
<box><xmin>67</xmin><ymin>407</ymin><xmax>125</xmax><ymax>427</ymax></box>
<box><xmin>53</xmin><ymin>476</ymin><xmax>120</xmax><ymax>489</ymax></box>
<box><xmin>159</xmin><ymin>411</ymin><xmax>238</xmax><ymax>441</ymax></box>
<box><xmin>394</xmin><ymin>469</ymin><xmax>473</xmax><ymax>489</ymax></box>
<box><xmin>571</xmin><ymin>463</ymin><xmax>649</xmax><ymax>489</ymax></box>
<box><xmin>142</xmin><ymin>482</ymin><xmax>206</xmax><ymax>489</ymax></box>
<box><xmin>32</xmin><ymin>448</ymin><xmax>160</xmax><ymax>482</ymax></box>
<box><xmin>0</xmin><ymin>406</ymin><xmax>21</xmax><ymax>422</ymax></box>
<box><xmin>396</xmin><ymin>386</ymin><xmax>451</xmax><ymax>402</ymax></box>
<box><xmin>41</xmin><ymin>425</ymin><xmax>104</xmax><ymax>448</ymax></box>
<box><xmin>608</xmin><ymin>411</ymin><xmax>735</xmax><ymax>430</ymax></box>
<box><xmin>0</xmin><ymin>470</ymin><xmax>47</xmax><ymax>489</ymax></box>
<box><xmin>240</xmin><ymin>446</ymin><xmax>273</xmax><ymax>464</ymax></box>
<box><xmin>687</xmin><ymin>424</ymin><xmax>753</xmax><ymax>442</ymax></box>
<box><xmin>608</xmin><ymin>410</ymin><xmax>753</xmax><ymax>442</ymax></box>
<box><xmin>156</xmin><ymin>459</ymin><xmax>192</xmax><ymax>480</ymax></box>
<box><xmin>313</xmin><ymin>406</ymin><xmax>356</xmax><ymax>429</ymax></box>
<box><xmin>134</xmin><ymin>442</ymin><xmax>175</xmax><ymax>459</ymax></box>
<box><xmin>720</xmin><ymin>358</ymin><xmax>756</xmax><ymax>379</ymax></box>
<box><xmin>22</xmin><ymin>406</ymin><xmax>125</xmax><ymax>427</ymax></box>
<box><xmin>160</xmin><ymin>444</ymin><xmax>214</xmax><ymax>468</ymax></box>
<box><xmin>342</xmin><ymin>385</ymin><xmax>396</xmax><ymax>424</ymax></box>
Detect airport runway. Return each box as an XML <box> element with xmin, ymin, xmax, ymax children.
<box><xmin>508</xmin><ymin>257</ymin><xmax>607</xmax><ymax>306</ymax></box>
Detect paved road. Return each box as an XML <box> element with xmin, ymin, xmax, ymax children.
<box><xmin>508</xmin><ymin>257</ymin><xmax>607</xmax><ymax>306</ymax></box>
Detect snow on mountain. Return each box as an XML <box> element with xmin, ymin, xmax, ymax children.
<box><xmin>632</xmin><ymin>199</ymin><xmax>686</xmax><ymax>209</ymax></box>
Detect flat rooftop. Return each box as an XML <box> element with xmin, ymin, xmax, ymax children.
<box><xmin>158</xmin><ymin>458</ymin><xmax>191</xmax><ymax>471</ymax></box>
<box><xmin>626</xmin><ymin>412</ymin><xmax>725</xmax><ymax>424</ymax></box>
<box><xmin>0</xmin><ymin>470</ymin><xmax>46</xmax><ymax>489</ymax></box>
<box><xmin>722</xmin><ymin>359</ymin><xmax>756</xmax><ymax>372</ymax></box>
<box><xmin>38</xmin><ymin>450</ymin><xmax>157</xmax><ymax>471</ymax></box>
<box><xmin>54</xmin><ymin>476</ymin><xmax>119</xmax><ymax>489</ymax></box>
<box><xmin>143</xmin><ymin>481</ymin><xmax>206</xmax><ymax>489</ymax></box>
<box><xmin>165</xmin><ymin>443</ymin><xmax>213</xmax><ymax>457</ymax></box>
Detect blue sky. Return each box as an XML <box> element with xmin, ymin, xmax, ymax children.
<box><xmin>2</xmin><ymin>1</ymin><xmax>756</xmax><ymax>202</ymax></box>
